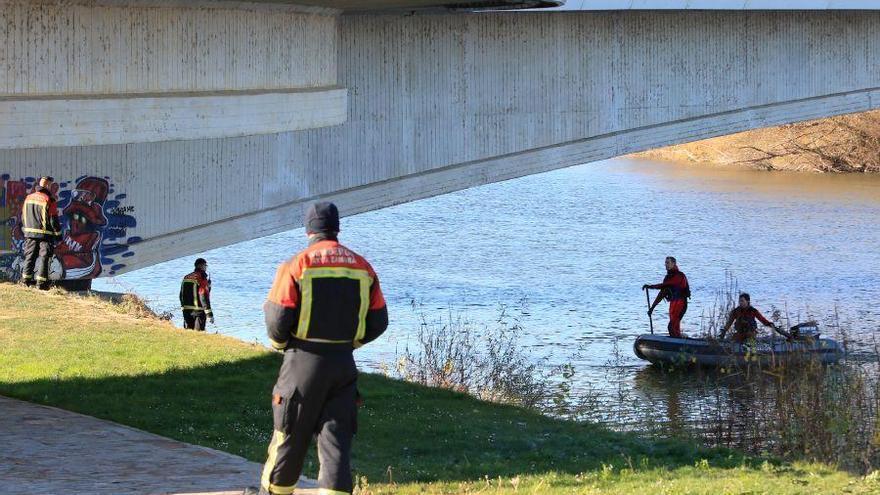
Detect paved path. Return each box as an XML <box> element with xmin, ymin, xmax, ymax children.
<box><xmin>0</xmin><ymin>396</ymin><xmax>317</xmax><ymax>495</ymax></box>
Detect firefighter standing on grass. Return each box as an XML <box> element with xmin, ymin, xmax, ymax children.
<box><xmin>179</xmin><ymin>258</ymin><xmax>214</xmax><ymax>331</ymax></box>
<box><xmin>21</xmin><ymin>176</ymin><xmax>62</xmax><ymax>290</ymax></box>
<box><xmin>255</xmin><ymin>202</ymin><xmax>388</xmax><ymax>495</ymax></box>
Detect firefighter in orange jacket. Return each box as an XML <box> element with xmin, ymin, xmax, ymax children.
<box><xmin>21</xmin><ymin>177</ymin><xmax>62</xmax><ymax>289</ymax></box>
<box><xmin>258</xmin><ymin>202</ymin><xmax>388</xmax><ymax>495</ymax></box>
<box><xmin>179</xmin><ymin>258</ymin><xmax>214</xmax><ymax>331</ymax></box>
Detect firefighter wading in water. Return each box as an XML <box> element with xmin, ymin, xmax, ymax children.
<box><xmin>21</xmin><ymin>176</ymin><xmax>62</xmax><ymax>289</ymax></box>
<box><xmin>643</xmin><ymin>256</ymin><xmax>691</xmax><ymax>338</ymax></box>
<box><xmin>179</xmin><ymin>258</ymin><xmax>214</xmax><ymax>331</ymax></box>
<box><xmin>256</xmin><ymin>202</ymin><xmax>388</xmax><ymax>495</ymax></box>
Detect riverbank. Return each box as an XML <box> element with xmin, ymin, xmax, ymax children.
<box><xmin>0</xmin><ymin>283</ymin><xmax>877</xmax><ymax>494</ymax></box>
<box><xmin>633</xmin><ymin>110</ymin><xmax>880</xmax><ymax>173</ymax></box>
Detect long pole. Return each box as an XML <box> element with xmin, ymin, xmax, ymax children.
<box><xmin>645</xmin><ymin>288</ymin><xmax>654</xmax><ymax>335</ymax></box>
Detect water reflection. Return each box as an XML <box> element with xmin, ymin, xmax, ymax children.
<box><xmin>623</xmin><ymin>358</ymin><xmax>878</xmax><ymax>468</ymax></box>
<box><xmin>629</xmin><ymin>366</ymin><xmax>763</xmax><ymax>444</ymax></box>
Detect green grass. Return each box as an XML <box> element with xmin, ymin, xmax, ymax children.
<box><xmin>0</xmin><ymin>283</ymin><xmax>876</xmax><ymax>494</ymax></box>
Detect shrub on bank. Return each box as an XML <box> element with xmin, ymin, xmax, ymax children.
<box><xmin>393</xmin><ymin>294</ymin><xmax>880</xmax><ymax>474</ymax></box>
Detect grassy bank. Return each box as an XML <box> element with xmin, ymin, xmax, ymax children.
<box><xmin>0</xmin><ymin>284</ymin><xmax>876</xmax><ymax>494</ymax></box>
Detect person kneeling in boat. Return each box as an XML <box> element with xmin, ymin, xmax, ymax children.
<box><xmin>719</xmin><ymin>293</ymin><xmax>791</xmax><ymax>343</ymax></box>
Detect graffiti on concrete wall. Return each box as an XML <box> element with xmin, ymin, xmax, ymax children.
<box><xmin>0</xmin><ymin>176</ymin><xmax>27</xmax><ymax>261</ymax></box>
<box><xmin>0</xmin><ymin>174</ymin><xmax>141</xmax><ymax>280</ymax></box>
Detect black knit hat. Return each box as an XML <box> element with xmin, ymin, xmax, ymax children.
<box><xmin>194</xmin><ymin>258</ymin><xmax>207</xmax><ymax>268</ymax></box>
<box><xmin>305</xmin><ymin>202</ymin><xmax>340</xmax><ymax>234</ymax></box>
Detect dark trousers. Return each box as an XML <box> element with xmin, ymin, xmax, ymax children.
<box><xmin>22</xmin><ymin>238</ymin><xmax>54</xmax><ymax>286</ymax></box>
<box><xmin>262</xmin><ymin>349</ymin><xmax>357</xmax><ymax>495</ymax></box>
<box><xmin>182</xmin><ymin>310</ymin><xmax>206</xmax><ymax>331</ymax></box>
<box><xmin>732</xmin><ymin>325</ymin><xmax>758</xmax><ymax>343</ymax></box>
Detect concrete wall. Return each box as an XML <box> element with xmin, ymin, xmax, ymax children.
<box><xmin>0</xmin><ymin>1</ymin><xmax>344</xmax><ymax>149</ymax></box>
<box><xmin>2</xmin><ymin>8</ymin><xmax>880</xmax><ymax>278</ymax></box>
<box><xmin>546</xmin><ymin>1</ymin><xmax>880</xmax><ymax>10</ymax></box>
<box><xmin>0</xmin><ymin>0</ymin><xmax>343</xmax><ymax>279</ymax></box>
<box><xmin>1</xmin><ymin>89</ymin><xmax>347</xmax><ymax>148</ymax></box>
<box><xmin>305</xmin><ymin>11</ymin><xmax>880</xmax><ymax>198</ymax></box>
<box><xmin>0</xmin><ymin>0</ymin><xmax>337</xmax><ymax>95</ymax></box>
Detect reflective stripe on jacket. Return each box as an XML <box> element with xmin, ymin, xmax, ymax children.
<box><xmin>180</xmin><ymin>271</ymin><xmax>212</xmax><ymax>314</ymax></box>
<box><xmin>22</xmin><ymin>189</ymin><xmax>61</xmax><ymax>240</ymax></box>
<box><xmin>264</xmin><ymin>238</ymin><xmax>388</xmax><ymax>353</ymax></box>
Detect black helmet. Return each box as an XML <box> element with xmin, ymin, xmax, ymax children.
<box><xmin>194</xmin><ymin>258</ymin><xmax>207</xmax><ymax>268</ymax></box>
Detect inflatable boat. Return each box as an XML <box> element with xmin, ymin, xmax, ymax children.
<box><xmin>633</xmin><ymin>324</ymin><xmax>842</xmax><ymax>368</ymax></box>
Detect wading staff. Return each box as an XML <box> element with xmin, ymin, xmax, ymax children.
<box><xmin>645</xmin><ymin>287</ymin><xmax>654</xmax><ymax>335</ymax></box>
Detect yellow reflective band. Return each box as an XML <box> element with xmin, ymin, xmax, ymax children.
<box><xmin>296</xmin><ymin>267</ymin><xmax>372</xmax><ymax>342</ymax></box>
<box><xmin>297</xmin><ymin>278</ymin><xmax>312</xmax><ymax>340</ymax></box>
<box><xmin>22</xmin><ymin>227</ymin><xmax>59</xmax><ymax>235</ymax></box>
<box><xmin>354</xmin><ymin>276</ymin><xmax>370</xmax><ymax>342</ymax></box>
<box><xmin>35</xmin><ymin>276</ymin><xmax>48</xmax><ymax>282</ymax></box>
<box><xmin>269</xmin><ymin>338</ymin><xmax>288</xmax><ymax>350</ymax></box>
<box><xmin>181</xmin><ymin>280</ymin><xmax>204</xmax><ymax>310</ymax></box>
<box><xmin>295</xmin><ymin>337</ymin><xmax>352</xmax><ymax>344</ymax></box>
<box><xmin>261</xmin><ymin>430</ymin><xmax>296</xmax><ymax>494</ymax></box>
<box><xmin>23</xmin><ymin>199</ymin><xmax>56</xmax><ymax>234</ymax></box>
<box><xmin>268</xmin><ymin>484</ymin><xmax>296</xmax><ymax>495</ymax></box>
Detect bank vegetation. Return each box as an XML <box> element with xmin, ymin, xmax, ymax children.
<box><xmin>635</xmin><ymin>110</ymin><xmax>880</xmax><ymax>173</ymax></box>
<box><xmin>0</xmin><ymin>283</ymin><xmax>877</xmax><ymax>494</ymax></box>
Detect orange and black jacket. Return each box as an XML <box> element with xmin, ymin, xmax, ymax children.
<box><xmin>180</xmin><ymin>271</ymin><xmax>213</xmax><ymax>315</ymax></box>
<box><xmin>264</xmin><ymin>237</ymin><xmax>388</xmax><ymax>353</ymax></box>
<box><xmin>22</xmin><ymin>188</ymin><xmax>61</xmax><ymax>240</ymax></box>
<box><xmin>649</xmin><ymin>269</ymin><xmax>691</xmax><ymax>301</ymax></box>
<box><xmin>726</xmin><ymin>306</ymin><xmax>772</xmax><ymax>333</ymax></box>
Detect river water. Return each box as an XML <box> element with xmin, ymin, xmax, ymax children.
<box><xmin>94</xmin><ymin>157</ymin><xmax>880</xmax><ymax>429</ymax></box>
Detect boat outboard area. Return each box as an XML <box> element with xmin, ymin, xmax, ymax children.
<box><xmin>633</xmin><ymin>322</ymin><xmax>843</xmax><ymax>368</ymax></box>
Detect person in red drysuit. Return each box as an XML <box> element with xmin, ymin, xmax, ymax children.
<box><xmin>719</xmin><ymin>293</ymin><xmax>790</xmax><ymax>343</ymax></box>
<box><xmin>643</xmin><ymin>256</ymin><xmax>690</xmax><ymax>338</ymax></box>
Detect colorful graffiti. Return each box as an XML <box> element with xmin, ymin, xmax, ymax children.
<box><xmin>0</xmin><ymin>174</ymin><xmax>141</xmax><ymax>281</ymax></box>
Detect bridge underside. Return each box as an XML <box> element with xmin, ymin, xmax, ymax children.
<box><xmin>1</xmin><ymin>2</ymin><xmax>878</xmax><ymax>279</ymax></box>
<box><xmin>293</xmin><ymin>0</ymin><xmax>562</xmax><ymax>10</ymax></box>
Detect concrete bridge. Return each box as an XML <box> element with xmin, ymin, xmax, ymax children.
<box><xmin>1</xmin><ymin>0</ymin><xmax>879</xmax><ymax>281</ymax></box>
